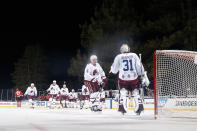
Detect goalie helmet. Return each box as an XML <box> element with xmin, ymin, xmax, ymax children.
<box><xmin>90</xmin><ymin>55</ymin><xmax>97</xmax><ymax>62</ymax></box>
<box><xmin>120</xmin><ymin>44</ymin><xmax>130</xmax><ymax>53</ymax></box>
<box><xmin>31</xmin><ymin>83</ymin><xmax>34</xmax><ymax>87</ymax></box>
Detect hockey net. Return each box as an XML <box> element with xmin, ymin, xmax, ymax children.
<box><xmin>154</xmin><ymin>50</ymin><xmax>197</xmax><ymax>119</ymax></box>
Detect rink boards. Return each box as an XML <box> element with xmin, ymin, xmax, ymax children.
<box><xmin>158</xmin><ymin>97</ymin><xmax>197</xmax><ymax>111</ymax></box>
<box><xmin>0</xmin><ymin>98</ymin><xmax>154</xmax><ymax>110</ymax></box>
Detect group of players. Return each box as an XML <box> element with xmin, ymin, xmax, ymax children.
<box><xmin>82</xmin><ymin>44</ymin><xmax>150</xmax><ymax>115</ymax></box>
<box><xmin>16</xmin><ymin>44</ymin><xmax>150</xmax><ymax>115</ymax></box>
<box><xmin>15</xmin><ymin>80</ymin><xmax>105</xmax><ymax>110</ymax></box>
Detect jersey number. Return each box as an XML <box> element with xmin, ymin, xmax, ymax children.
<box><xmin>123</xmin><ymin>60</ymin><xmax>133</xmax><ymax>71</ymax></box>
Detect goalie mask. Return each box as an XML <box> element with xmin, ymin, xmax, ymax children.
<box><xmin>120</xmin><ymin>44</ymin><xmax>130</xmax><ymax>53</ymax></box>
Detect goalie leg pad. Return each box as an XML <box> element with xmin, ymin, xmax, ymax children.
<box><xmin>119</xmin><ymin>88</ymin><xmax>128</xmax><ymax>113</ymax></box>
<box><xmin>132</xmin><ymin>89</ymin><xmax>144</xmax><ymax>114</ymax></box>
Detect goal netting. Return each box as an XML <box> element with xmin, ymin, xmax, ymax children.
<box><xmin>154</xmin><ymin>50</ymin><xmax>197</xmax><ymax>119</ymax></box>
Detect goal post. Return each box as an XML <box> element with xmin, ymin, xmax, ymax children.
<box><xmin>154</xmin><ymin>50</ymin><xmax>197</xmax><ymax>119</ymax></box>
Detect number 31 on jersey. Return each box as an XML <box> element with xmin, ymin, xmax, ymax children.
<box><xmin>123</xmin><ymin>59</ymin><xmax>133</xmax><ymax>71</ymax></box>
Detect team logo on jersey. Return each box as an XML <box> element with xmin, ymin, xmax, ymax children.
<box><xmin>84</xmin><ymin>88</ymin><xmax>87</xmax><ymax>93</ymax></box>
<box><xmin>31</xmin><ymin>90</ymin><xmax>33</xmax><ymax>93</ymax></box>
<box><xmin>93</xmin><ymin>69</ymin><xmax>98</xmax><ymax>75</ymax></box>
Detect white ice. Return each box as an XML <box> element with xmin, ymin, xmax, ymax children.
<box><xmin>0</xmin><ymin>108</ymin><xmax>197</xmax><ymax>131</ymax></box>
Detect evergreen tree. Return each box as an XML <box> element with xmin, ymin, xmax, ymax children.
<box><xmin>68</xmin><ymin>0</ymin><xmax>197</xmax><ymax>89</ymax></box>
<box><xmin>11</xmin><ymin>44</ymin><xmax>48</xmax><ymax>91</ymax></box>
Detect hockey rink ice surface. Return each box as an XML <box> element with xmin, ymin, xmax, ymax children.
<box><xmin>0</xmin><ymin>108</ymin><xmax>197</xmax><ymax>131</ymax></box>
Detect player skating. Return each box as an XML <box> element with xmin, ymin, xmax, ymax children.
<box><xmin>84</xmin><ymin>55</ymin><xmax>107</xmax><ymax>111</ymax></box>
<box><xmin>15</xmin><ymin>88</ymin><xmax>23</xmax><ymax>108</ymax></box>
<box><xmin>69</xmin><ymin>89</ymin><xmax>77</xmax><ymax>108</ymax></box>
<box><xmin>24</xmin><ymin>83</ymin><xmax>37</xmax><ymax>109</ymax></box>
<box><xmin>80</xmin><ymin>85</ymin><xmax>90</xmax><ymax>109</ymax></box>
<box><xmin>109</xmin><ymin>44</ymin><xmax>149</xmax><ymax>115</ymax></box>
<box><xmin>60</xmin><ymin>84</ymin><xmax>69</xmax><ymax>108</ymax></box>
<box><xmin>47</xmin><ymin>80</ymin><xmax>60</xmax><ymax>109</ymax></box>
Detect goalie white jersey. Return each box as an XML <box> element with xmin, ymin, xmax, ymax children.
<box><xmin>60</xmin><ymin>88</ymin><xmax>69</xmax><ymax>96</ymax></box>
<box><xmin>47</xmin><ymin>84</ymin><xmax>60</xmax><ymax>95</ymax></box>
<box><xmin>84</xmin><ymin>63</ymin><xmax>105</xmax><ymax>82</ymax></box>
<box><xmin>110</xmin><ymin>53</ymin><xmax>145</xmax><ymax>80</ymax></box>
<box><xmin>24</xmin><ymin>87</ymin><xmax>37</xmax><ymax>96</ymax></box>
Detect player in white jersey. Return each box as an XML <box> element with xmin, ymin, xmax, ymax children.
<box><xmin>69</xmin><ymin>89</ymin><xmax>77</xmax><ymax>108</ymax></box>
<box><xmin>80</xmin><ymin>85</ymin><xmax>90</xmax><ymax>109</ymax></box>
<box><xmin>84</xmin><ymin>55</ymin><xmax>107</xmax><ymax>111</ymax></box>
<box><xmin>110</xmin><ymin>44</ymin><xmax>150</xmax><ymax>115</ymax></box>
<box><xmin>60</xmin><ymin>84</ymin><xmax>69</xmax><ymax>108</ymax></box>
<box><xmin>47</xmin><ymin>80</ymin><xmax>60</xmax><ymax>108</ymax></box>
<box><xmin>24</xmin><ymin>83</ymin><xmax>37</xmax><ymax>108</ymax></box>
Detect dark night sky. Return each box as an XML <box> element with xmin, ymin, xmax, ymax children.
<box><xmin>0</xmin><ymin>1</ymin><xmax>100</xmax><ymax>89</ymax></box>
<box><xmin>0</xmin><ymin>32</ymin><xmax>77</xmax><ymax>89</ymax></box>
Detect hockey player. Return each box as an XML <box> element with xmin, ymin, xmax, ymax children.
<box><xmin>69</xmin><ymin>89</ymin><xmax>77</xmax><ymax>108</ymax></box>
<box><xmin>15</xmin><ymin>88</ymin><xmax>23</xmax><ymax>107</ymax></box>
<box><xmin>47</xmin><ymin>80</ymin><xmax>60</xmax><ymax>109</ymax></box>
<box><xmin>109</xmin><ymin>44</ymin><xmax>150</xmax><ymax>115</ymax></box>
<box><xmin>84</xmin><ymin>55</ymin><xmax>107</xmax><ymax>111</ymax></box>
<box><xmin>60</xmin><ymin>84</ymin><xmax>69</xmax><ymax>108</ymax></box>
<box><xmin>80</xmin><ymin>85</ymin><xmax>90</xmax><ymax>109</ymax></box>
<box><xmin>24</xmin><ymin>83</ymin><xmax>37</xmax><ymax>108</ymax></box>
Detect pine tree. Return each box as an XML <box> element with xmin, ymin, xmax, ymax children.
<box><xmin>11</xmin><ymin>44</ymin><xmax>48</xmax><ymax>91</ymax></box>
<box><xmin>68</xmin><ymin>0</ymin><xmax>197</xmax><ymax>89</ymax></box>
